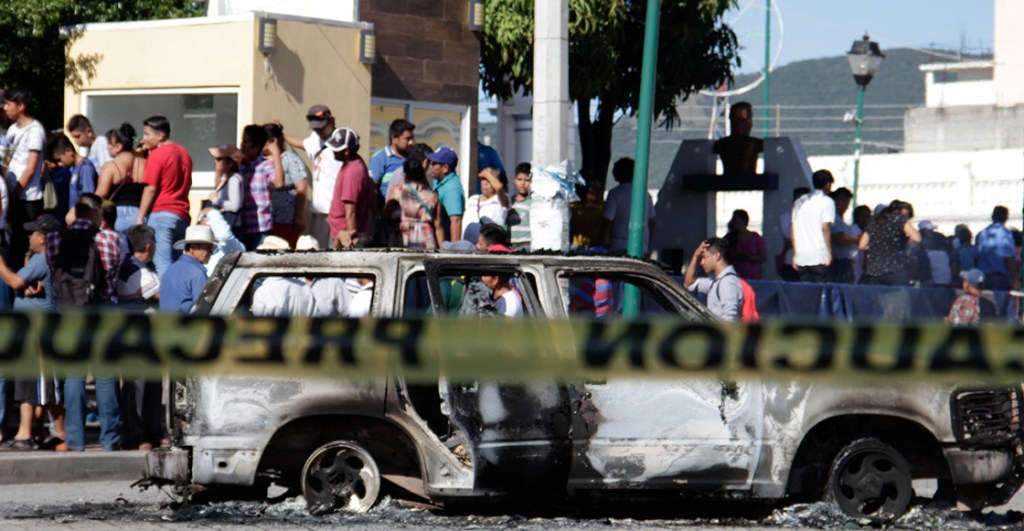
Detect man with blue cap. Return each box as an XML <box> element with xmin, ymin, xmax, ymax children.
<box><xmin>426</xmin><ymin>147</ymin><xmax>464</xmax><ymax>243</ymax></box>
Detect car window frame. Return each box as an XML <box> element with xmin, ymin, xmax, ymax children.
<box><xmin>419</xmin><ymin>260</ymin><xmax>541</xmax><ymax>317</ymax></box>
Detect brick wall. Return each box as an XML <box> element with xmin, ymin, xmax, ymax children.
<box><xmin>361</xmin><ymin>0</ymin><xmax>480</xmax><ymax>105</ymax></box>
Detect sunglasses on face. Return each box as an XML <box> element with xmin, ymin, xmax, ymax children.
<box><xmin>215</xmin><ymin>156</ymin><xmax>231</xmax><ymax>162</ymax></box>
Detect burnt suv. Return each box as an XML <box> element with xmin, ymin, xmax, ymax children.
<box><xmin>144</xmin><ymin>249</ymin><xmax>1024</xmax><ymax>522</ymax></box>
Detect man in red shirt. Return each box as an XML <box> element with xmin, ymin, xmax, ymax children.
<box><xmin>136</xmin><ymin>116</ymin><xmax>192</xmax><ymax>277</ymax></box>
<box><xmin>326</xmin><ymin>128</ymin><xmax>376</xmax><ymax>248</ymax></box>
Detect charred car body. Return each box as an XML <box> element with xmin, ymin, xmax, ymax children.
<box><xmin>145</xmin><ymin>250</ymin><xmax>1024</xmax><ymax>522</ymax></box>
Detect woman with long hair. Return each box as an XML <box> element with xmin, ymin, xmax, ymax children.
<box><xmin>96</xmin><ymin>123</ymin><xmax>144</xmax><ymax>235</ymax></box>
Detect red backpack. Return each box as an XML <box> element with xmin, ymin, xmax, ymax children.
<box><xmin>717</xmin><ymin>272</ymin><xmax>760</xmax><ymax>323</ymax></box>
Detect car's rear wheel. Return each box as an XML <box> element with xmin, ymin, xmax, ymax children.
<box><xmin>827</xmin><ymin>438</ymin><xmax>913</xmax><ymax>523</ymax></box>
<box><xmin>302</xmin><ymin>441</ymin><xmax>381</xmax><ymax>514</ymax></box>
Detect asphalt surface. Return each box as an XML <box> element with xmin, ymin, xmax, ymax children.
<box><xmin>0</xmin><ymin>480</ymin><xmax>1022</xmax><ymax>530</ymax></box>
<box><xmin>0</xmin><ymin>449</ymin><xmax>1019</xmax><ymax>530</ymax></box>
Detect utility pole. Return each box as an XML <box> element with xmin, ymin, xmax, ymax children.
<box><xmin>853</xmin><ymin>85</ymin><xmax>865</xmax><ymax>208</ymax></box>
<box><xmin>532</xmin><ymin>0</ymin><xmax>569</xmax><ymax>168</ymax></box>
<box><xmin>623</xmin><ymin>0</ymin><xmax>661</xmax><ymax>317</ymax></box>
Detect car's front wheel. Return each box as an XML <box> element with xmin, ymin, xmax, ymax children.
<box><xmin>826</xmin><ymin>437</ymin><xmax>913</xmax><ymax>523</ymax></box>
<box><xmin>302</xmin><ymin>441</ymin><xmax>382</xmax><ymax>515</ymax></box>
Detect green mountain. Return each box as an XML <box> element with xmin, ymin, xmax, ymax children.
<box><xmin>609</xmin><ymin>48</ymin><xmax>988</xmax><ymax>187</ymax></box>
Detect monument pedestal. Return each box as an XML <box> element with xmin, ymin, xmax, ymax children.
<box><xmin>652</xmin><ymin>137</ymin><xmax>813</xmax><ymax>280</ymax></box>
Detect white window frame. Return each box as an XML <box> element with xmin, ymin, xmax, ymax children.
<box><xmin>80</xmin><ymin>87</ymin><xmax>242</xmax><ymax>190</ymax></box>
<box><xmin>372</xmin><ymin>98</ymin><xmax>473</xmax><ymax>198</ymax></box>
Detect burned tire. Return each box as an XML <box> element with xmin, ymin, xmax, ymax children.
<box><xmin>826</xmin><ymin>438</ymin><xmax>913</xmax><ymax>523</ymax></box>
<box><xmin>302</xmin><ymin>441</ymin><xmax>381</xmax><ymax>515</ymax></box>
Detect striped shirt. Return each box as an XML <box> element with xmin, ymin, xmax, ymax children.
<box><xmin>507</xmin><ymin>196</ymin><xmax>532</xmax><ymax>249</ymax></box>
<box><xmin>241</xmin><ymin>156</ymin><xmax>275</xmax><ymax>234</ymax></box>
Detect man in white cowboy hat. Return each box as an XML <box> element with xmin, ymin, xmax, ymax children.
<box><xmin>159</xmin><ymin>225</ymin><xmax>216</xmax><ymax>313</ymax></box>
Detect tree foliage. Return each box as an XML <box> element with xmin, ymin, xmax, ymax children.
<box><xmin>480</xmin><ymin>0</ymin><xmax>739</xmax><ymax>183</ymax></box>
<box><xmin>0</xmin><ymin>1</ymin><xmax>202</xmax><ymax>129</ymax></box>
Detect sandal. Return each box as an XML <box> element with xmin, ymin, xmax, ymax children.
<box><xmin>0</xmin><ymin>438</ymin><xmax>37</xmax><ymax>451</ymax></box>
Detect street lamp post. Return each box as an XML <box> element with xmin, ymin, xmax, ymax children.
<box><xmin>847</xmin><ymin>34</ymin><xmax>884</xmax><ymax>209</ymax></box>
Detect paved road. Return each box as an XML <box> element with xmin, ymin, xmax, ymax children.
<box><xmin>0</xmin><ymin>481</ymin><xmax>1021</xmax><ymax>530</ymax></box>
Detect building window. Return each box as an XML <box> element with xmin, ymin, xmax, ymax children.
<box><xmin>412</xmin><ymin>107</ymin><xmax>462</xmax><ymax>154</ymax></box>
<box><xmin>371</xmin><ymin>99</ymin><xmax>469</xmax><ymax>177</ymax></box>
<box><xmin>84</xmin><ymin>91</ymin><xmax>239</xmax><ymax>173</ymax></box>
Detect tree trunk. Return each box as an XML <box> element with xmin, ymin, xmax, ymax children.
<box><xmin>576</xmin><ymin>99</ymin><xmax>615</xmax><ymax>190</ymax></box>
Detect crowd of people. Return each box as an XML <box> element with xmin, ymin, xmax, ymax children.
<box><xmin>0</xmin><ymin>84</ymin><xmax>1013</xmax><ymax>447</ymax></box>
<box><xmin>0</xmin><ymin>87</ymin><xmax>568</xmax><ymax>451</ymax></box>
<box><xmin>688</xmin><ymin>168</ymin><xmax>1017</xmax><ymax>323</ymax></box>
<box><xmin>715</xmin><ymin>168</ymin><xmax>1016</xmax><ymax>293</ymax></box>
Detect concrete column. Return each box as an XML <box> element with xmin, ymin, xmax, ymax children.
<box><xmin>532</xmin><ymin>0</ymin><xmax>570</xmax><ymax>167</ymax></box>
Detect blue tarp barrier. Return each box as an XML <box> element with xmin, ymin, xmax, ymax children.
<box><xmin>674</xmin><ymin>276</ymin><xmax>1017</xmax><ymax>321</ymax></box>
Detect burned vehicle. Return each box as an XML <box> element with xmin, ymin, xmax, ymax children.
<box><xmin>145</xmin><ymin>250</ymin><xmax>1024</xmax><ymax>522</ymax></box>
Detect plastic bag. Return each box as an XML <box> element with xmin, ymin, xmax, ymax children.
<box><xmin>529</xmin><ymin>160</ymin><xmax>583</xmax><ymax>252</ymax></box>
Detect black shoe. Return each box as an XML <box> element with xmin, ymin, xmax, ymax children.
<box><xmin>0</xmin><ymin>438</ymin><xmax>37</xmax><ymax>451</ymax></box>
<box><xmin>39</xmin><ymin>436</ymin><xmax>64</xmax><ymax>450</ymax></box>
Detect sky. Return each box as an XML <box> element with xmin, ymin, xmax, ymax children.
<box><xmin>480</xmin><ymin>0</ymin><xmax>995</xmax><ymax>114</ymax></box>
<box><xmin>733</xmin><ymin>0</ymin><xmax>994</xmax><ymax>74</ymax></box>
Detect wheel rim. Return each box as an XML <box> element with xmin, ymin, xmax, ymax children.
<box><xmin>302</xmin><ymin>442</ymin><xmax>381</xmax><ymax>514</ymax></box>
<box><xmin>832</xmin><ymin>448</ymin><xmax>912</xmax><ymax>520</ymax></box>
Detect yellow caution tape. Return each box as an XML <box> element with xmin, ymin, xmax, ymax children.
<box><xmin>0</xmin><ymin>311</ymin><xmax>1020</xmax><ymax>383</ymax></box>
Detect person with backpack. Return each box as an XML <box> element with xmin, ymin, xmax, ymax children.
<box><xmin>684</xmin><ymin>237</ymin><xmax>749</xmax><ymax>322</ymax></box>
<box><xmin>44</xmin><ymin>193</ymin><xmax>122</xmax><ymax>451</ymax></box>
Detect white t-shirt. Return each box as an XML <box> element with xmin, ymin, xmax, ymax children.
<box><xmin>791</xmin><ymin>190</ymin><xmax>835</xmax><ymax>267</ymax></box>
<box><xmin>348</xmin><ymin>281</ymin><xmax>374</xmax><ymax>318</ymax></box>
<box><xmin>303</xmin><ymin>131</ymin><xmax>343</xmax><ymax>214</ymax></box>
<box><xmin>116</xmin><ymin>256</ymin><xmax>161</xmax><ymax>303</ymax></box>
<box><xmin>603</xmin><ymin>184</ymin><xmax>655</xmax><ymax>253</ymax></box>
<box><xmin>461</xmin><ymin>194</ymin><xmax>508</xmax><ymax>242</ymax></box>
<box><xmin>0</xmin><ymin>178</ymin><xmax>8</xmax><ymax>233</ymax></box>
<box><xmin>250</xmin><ymin>277</ymin><xmax>314</xmax><ymax>317</ymax></box>
<box><xmin>5</xmin><ymin>120</ymin><xmax>46</xmax><ymax>201</ymax></box>
<box><xmin>495</xmin><ymin>289</ymin><xmax>523</xmax><ymax>318</ymax></box>
<box><xmin>309</xmin><ymin>277</ymin><xmax>353</xmax><ymax>317</ymax></box>
<box><xmin>831</xmin><ymin>214</ymin><xmax>862</xmax><ymax>261</ymax></box>
<box><xmin>88</xmin><ymin>135</ymin><xmax>112</xmax><ymax>169</ymax></box>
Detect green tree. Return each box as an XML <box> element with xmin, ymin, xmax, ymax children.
<box><xmin>0</xmin><ymin>1</ymin><xmax>201</xmax><ymax>130</ymax></box>
<box><xmin>480</xmin><ymin>0</ymin><xmax>738</xmax><ymax>185</ymax></box>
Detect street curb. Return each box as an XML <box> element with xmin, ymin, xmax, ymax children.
<box><xmin>0</xmin><ymin>450</ymin><xmax>147</xmax><ymax>484</ymax></box>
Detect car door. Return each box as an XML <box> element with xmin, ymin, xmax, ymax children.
<box><xmin>557</xmin><ymin>269</ymin><xmax>766</xmax><ymax>491</ymax></box>
<box><xmin>400</xmin><ymin>259</ymin><xmax>574</xmax><ymax>493</ymax></box>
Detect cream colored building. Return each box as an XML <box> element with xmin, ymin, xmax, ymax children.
<box><xmin>63</xmin><ymin>12</ymin><xmax>371</xmax><ymax>218</ymax></box>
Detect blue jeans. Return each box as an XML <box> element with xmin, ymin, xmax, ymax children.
<box><xmin>147</xmin><ymin>211</ymin><xmax>188</xmax><ymax>278</ymax></box>
<box><xmin>64</xmin><ymin>377</ymin><xmax>121</xmax><ymax>451</ymax></box>
<box><xmin>115</xmin><ymin>205</ymin><xmax>140</xmax><ymax>256</ymax></box>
